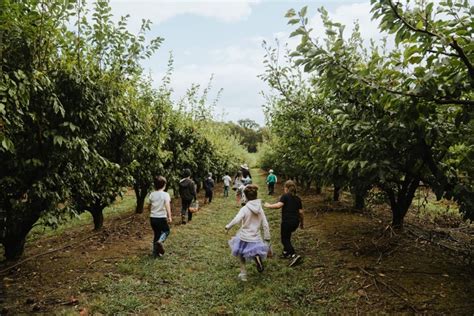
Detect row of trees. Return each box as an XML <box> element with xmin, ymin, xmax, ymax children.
<box><xmin>226</xmin><ymin>119</ymin><xmax>265</xmax><ymax>153</ymax></box>
<box><xmin>260</xmin><ymin>0</ymin><xmax>473</xmax><ymax>227</ymax></box>
<box><xmin>0</xmin><ymin>0</ymin><xmax>248</xmax><ymax>260</ymax></box>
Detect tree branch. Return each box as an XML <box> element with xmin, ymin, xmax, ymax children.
<box><xmin>388</xmin><ymin>0</ymin><xmax>474</xmax><ymax>81</ymax></box>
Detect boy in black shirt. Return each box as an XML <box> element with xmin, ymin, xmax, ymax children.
<box><xmin>264</xmin><ymin>180</ymin><xmax>304</xmax><ymax>267</ymax></box>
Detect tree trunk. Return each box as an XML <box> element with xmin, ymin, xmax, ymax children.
<box><xmin>354</xmin><ymin>193</ymin><xmax>365</xmax><ymax>210</ymax></box>
<box><xmin>315</xmin><ymin>185</ymin><xmax>322</xmax><ymax>195</ymax></box>
<box><xmin>3</xmin><ymin>235</ymin><xmax>27</xmax><ymax>261</ymax></box>
<box><xmin>1</xmin><ymin>207</ymin><xmax>41</xmax><ymax>261</ymax></box>
<box><xmin>134</xmin><ymin>183</ymin><xmax>148</xmax><ymax>214</ymax></box>
<box><xmin>89</xmin><ymin>208</ymin><xmax>104</xmax><ymax>231</ymax></box>
<box><xmin>391</xmin><ymin>205</ymin><xmax>405</xmax><ymax>229</ymax></box>
<box><xmin>135</xmin><ymin>195</ymin><xmax>146</xmax><ymax>214</ymax></box>
<box><xmin>384</xmin><ymin>178</ymin><xmax>419</xmax><ymax>229</ymax></box>
<box><xmin>333</xmin><ymin>186</ymin><xmax>341</xmax><ymax>202</ymax></box>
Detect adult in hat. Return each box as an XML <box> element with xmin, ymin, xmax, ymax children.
<box><xmin>240</xmin><ymin>163</ymin><xmax>251</xmax><ymax>179</ymax></box>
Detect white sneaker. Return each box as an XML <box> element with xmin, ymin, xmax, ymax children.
<box><xmin>238</xmin><ymin>272</ymin><xmax>248</xmax><ymax>282</ymax></box>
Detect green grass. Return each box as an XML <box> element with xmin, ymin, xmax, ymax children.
<box><xmin>412</xmin><ymin>188</ymin><xmax>461</xmax><ymax>222</ymax></box>
<box><xmin>74</xmin><ymin>170</ymin><xmax>347</xmax><ymax>314</ymax></box>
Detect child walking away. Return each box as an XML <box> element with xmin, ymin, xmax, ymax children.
<box><xmin>264</xmin><ymin>180</ymin><xmax>304</xmax><ymax>267</ymax></box>
<box><xmin>148</xmin><ymin>176</ymin><xmax>172</xmax><ymax>258</ymax></box>
<box><xmin>203</xmin><ymin>172</ymin><xmax>215</xmax><ymax>204</ymax></box>
<box><xmin>233</xmin><ymin>171</ymin><xmax>244</xmax><ymax>205</ymax></box>
<box><xmin>266</xmin><ymin>169</ymin><xmax>277</xmax><ymax>195</ymax></box>
<box><xmin>225</xmin><ymin>185</ymin><xmax>271</xmax><ymax>281</ymax></box>
<box><xmin>222</xmin><ymin>172</ymin><xmax>232</xmax><ymax>197</ymax></box>
<box><xmin>179</xmin><ymin>169</ymin><xmax>197</xmax><ymax>224</ymax></box>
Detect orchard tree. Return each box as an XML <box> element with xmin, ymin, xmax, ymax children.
<box><xmin>261</xmin><ymin>0</ymin><xmax>472</xmax><ymax>228</ymax></box>
<box><xmin>0</xmin><ymin>0</ymin><xmax>162</xmax><ymax>258</ymax></box>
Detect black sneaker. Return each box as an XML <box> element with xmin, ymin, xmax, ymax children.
<box><xmin>289</xmin><ymin>254</ymin><xmax>302</xmax><ymax>267</ymax></box>
<box><xmin>255</xmin><ymin>255</ymin><xmax>264</xmax><ymax>272</ymax></box>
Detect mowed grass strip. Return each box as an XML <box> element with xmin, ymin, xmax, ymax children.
<box><xmin>77</xmin><ymin>170</ymin><xmax>350</xmax><ymax>314</ymax></box>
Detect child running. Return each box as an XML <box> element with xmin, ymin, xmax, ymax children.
<box><xmin>264</xmin><ymin>180</ymin><xmax>304</xmax><ymax>267</ymax></box>
<box><xmin>147</xmin><ymin>176</ymin><xmax>172</xmax><ymax>258</ymax></box>
<box><xmin>225</xmin><ymin>185</ymin><xmax>271</xmax><ymax>281</ymax></box>
<box><xmin>222</xmin><ymin>172</ymin><xmax>232</xmax><ymax>197</ymax></box>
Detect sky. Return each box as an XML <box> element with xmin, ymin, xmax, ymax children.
<box><xmin>105</xmin><ymin>0</ymin><xmax>383</xmax><ymax>126</ymax></box>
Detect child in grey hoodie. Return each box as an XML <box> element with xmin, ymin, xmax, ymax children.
<box><xmin>225</xmin><ymin>185</ymin><xmax>271</xmax><ymax>281</ymax></box>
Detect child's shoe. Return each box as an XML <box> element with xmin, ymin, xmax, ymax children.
<box><xmin>238</xmin><ymin>272</ymin><xmax>248</xmax><ymax>281</ymax></box>
<box><xmin>279</xmin><ymin>252</ymin><xmax>291</xmax><ymax>259</ymax></box>
<box><xmin>289</xmin><ymin>254</ymin><xmax>302</xmax><ymax>267</ymax></box>
<box><xmin>155</xmin><ymin>241</ymin><xmax>165</xmax><ymax>255</ymax></box>
<box><xmin>254</xmin><ymin>255</ymin><xmax>264</xmax><ymax>272</ymax></box>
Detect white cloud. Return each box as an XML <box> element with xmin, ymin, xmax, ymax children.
<box><xmin>157</xmin><ymin>60</ymin><xmax>267</xmax><ymax>124</ymax></box>
<box><xmin>106</xmin><ymin>0</ymin><xmax>261</xmax><ymax>32</ymax></box>
<box><xmin>146</xmin><ymin>2</ymin><xmax>392</xmax><ymax>126</ymax></box>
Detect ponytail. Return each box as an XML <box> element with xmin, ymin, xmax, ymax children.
<box><xmin>284</xmin><ymin>180</ymin><xmax>297</xmax><ymax>195</ymax></box>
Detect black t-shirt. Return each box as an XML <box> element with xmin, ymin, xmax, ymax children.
<box><xmin>279</xmin><ymin>193</ymin><xmax>302</xmax><ymax>222</ymax></box>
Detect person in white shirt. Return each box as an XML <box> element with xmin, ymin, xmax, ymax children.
<box><xmin>147</xmin><ymin>176</ymin><xmax>172</xmax><ymax>258</ymax></box>
<box><xmin>222</xmin><ymin>172</ymin><xmax>232</xmax><ymax>197</ymax></box>
<box><xmin>225</xmin><ymin>185</ymin><xmax>271</xmax><ymax>281</ymax></box>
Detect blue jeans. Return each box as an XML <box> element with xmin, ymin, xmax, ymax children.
<box><xmin>224</xmin><ymin>185</ymin><xmax>229</xmax><ymax>197</ymax></box>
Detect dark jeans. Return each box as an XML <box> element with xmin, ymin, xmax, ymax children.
<box><xmin>268</xmin><ymin>182</ymin><xmax>275</xmax><ymax>195</ymax></box>
<box><xmin>224</xmin><ymin>185</ymin><xmax>229</xmax><ymax>197</ymax></box>
<box><xmin>181</xmin><ymin>199</ymin><xmax>193</xmax><ymax>221</ymax></box>
<box><xmin>150</xmin><ymin>217</ymin><xmax>170</xmax><ymax>244</ymax></box>
<box><xmin>205</xmin><ymin>189</ymin><xmax>213</xmax><ymax>203</ymax></box>
<box><xmin>281</xmin><ymin>219</ymin><xmax>299</xmax><ymax>255</ymax></box>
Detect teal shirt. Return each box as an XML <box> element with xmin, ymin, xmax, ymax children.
<box><xmin>266</xmin><ymin>174</ymin><xmax>277</xmax><ymax>184</ymax></box>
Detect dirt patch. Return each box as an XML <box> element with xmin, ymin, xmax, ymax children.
<box><xmin>0</xmin><ymin>194</ymin><xmax>190</xmax><ymax>314</ymax></box>
<box><xmin>297</xmin><ymin>185</ymin><xmax>474</xmax><ymax>314</ymax></box>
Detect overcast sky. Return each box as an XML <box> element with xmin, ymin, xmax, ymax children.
<box><xmin>105</xmin><ymin>0</ymin><xmax>381</xmax><ymax>126</ymax></box>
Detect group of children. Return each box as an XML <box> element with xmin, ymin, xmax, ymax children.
<box><xmin>226</xmin><ymin>178</ymin><xmax>303</xmax><ymax>281</ymax></box>
<box><xmin>147</xmin><ymin>167</ymin><xmax>304</xmax><ymax>282</ymax></box>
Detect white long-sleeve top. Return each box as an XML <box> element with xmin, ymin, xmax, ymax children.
<box><xmin>225</xmin><ymin>199</ymin><xmax>271</xmax><ymax>242</ymax></box>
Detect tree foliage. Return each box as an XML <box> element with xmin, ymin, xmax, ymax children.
<box><xmin>0</xmin><ymin>0</ymin><xmax>247</xmax><ymax>260</ymax></box>
<box><xmin>261</xmin><ymin>1</ymin><xmax>473</xmax><ymax>227</ymax></box>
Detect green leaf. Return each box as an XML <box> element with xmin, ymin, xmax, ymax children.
<box><xmin>285</xmin><ymin>8</ymin><xmax>296</xmax><ymax>18</ymax></box>
<box><xmin>300</xmin><ymin>6</ymin><xmax>308</xmax><ymax>18</ymax></box>
<box><xmin>288</xmin><ymin>18</ymin><xmax>301</xmax><ymax>25</ymax></box>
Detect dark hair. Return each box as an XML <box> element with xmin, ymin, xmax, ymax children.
<box><xmin>154</xmin><ymin>176</ymin><xmax>167</xmax><ymax>190</ymax></box>
<box><xmin>244</xmin><ymin>184</ymin><xmax>258</xmax><ymax>201</ymax></box>
<box><xmin>183</xmin><ymin>168</ymin><xmax>191</xmax><ymax>178</ymax></box>
<box><xmin>284</xmin><ymin>180</ymin><xmax>297</xmax><ymax>195</ymax></box>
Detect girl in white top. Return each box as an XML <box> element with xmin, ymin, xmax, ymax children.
<box><xmin>147</xmin><ymin>176</ymin><xmax>172</xmax><ymax>257</ymax></box>
<box><xmin>225</xmin><ymin>185</ymin><xmax>270</xmax><ymax>281</ymax></box>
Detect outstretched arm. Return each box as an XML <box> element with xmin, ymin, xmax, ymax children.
<box><xmin>225</xmin><ymin>208</ymin><xmax>245</xmax><ymax>231</ymax></box>
<box><xmin>264</xmin><ymin>201</ymin><xmax>284</xmax><ymax>209</ymax></box>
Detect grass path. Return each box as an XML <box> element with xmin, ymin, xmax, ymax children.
<box><xmin>4</xmin><ymin>169</ymin><xmax>472</xmax><ymax>314</ymax></box>
<box><xmin>81</xmin><ymin>169</ymin><xmax>338</xmax><ymax>314</ymax></box>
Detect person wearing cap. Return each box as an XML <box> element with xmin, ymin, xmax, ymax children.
<box><xmin>240</xmin><ymin>163</ymin><xmax>252</xmax><ymax>179</ymax></box>
<box><xmin>266</xmin><ymin>169</ymin><xmax>277</xmax><ymax>195</ymax></box>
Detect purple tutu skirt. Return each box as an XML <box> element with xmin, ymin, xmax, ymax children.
<box><xmin>228</xmin><ymin>236</ymin><xmax>269</xmax><ymax>260</ymax></box>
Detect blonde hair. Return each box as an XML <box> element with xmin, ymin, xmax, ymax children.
<box><xmin>284</xmin><ymin>180</ymin><xmax>297</xmax><ymax>195</ymax></box>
